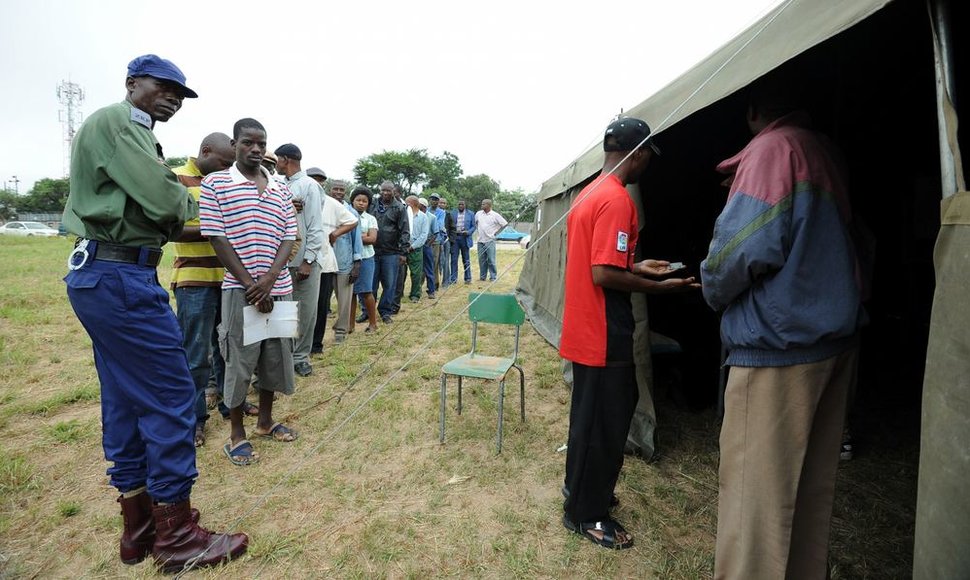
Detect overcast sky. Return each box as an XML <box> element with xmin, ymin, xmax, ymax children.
<box><xmin>1</xmin><ymin>0</ymin><xmax>779</xmax><ymax>195</ymax></box>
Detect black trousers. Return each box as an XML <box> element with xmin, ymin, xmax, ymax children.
<box><xmin>311</xmin><ymin>272</ymin><xmax>335</xmax><ymax>351</ymax></box>
<box><xmin>563</xmin><ymin>362</ymin><xmax>638</xmax><ymax>523</ymax></box>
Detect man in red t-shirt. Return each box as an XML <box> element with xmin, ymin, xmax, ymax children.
<box><xmin>560</xmin><ymin>118</ymin><xmax>698</xmax><ymax>549</ymax></box>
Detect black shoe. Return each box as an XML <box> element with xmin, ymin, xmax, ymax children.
<box><xmin>355</xmin><ymin>313</ymin><xmax>367</xmax><ymax>324</ymax></box>
<box><xmin>840</xmin><ymin>428</ymin><xmax>853</xmax><ymax>461</ymax></box>
<box><xmin>382</xmin><ymin>315</ymin><xmax>393</xmax><ymax>324</ymax></box>
<box><xmin>294</xmin><ymin>362</ymin><xmax>312</xmax><ymax>377</ymax></box>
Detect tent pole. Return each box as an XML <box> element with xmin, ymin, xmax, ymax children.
<box><xmin>929</xmin><ymin>0</ymin><xmax>963</xmax><ymax>197</ymax></box>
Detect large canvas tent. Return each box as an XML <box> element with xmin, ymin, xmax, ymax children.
<box><xmin>516</xmin><ymin>0</ymin><xmax>967</xmax><ymax>576</ymax></box>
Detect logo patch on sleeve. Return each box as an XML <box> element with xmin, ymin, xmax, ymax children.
<box><xmin>616</xmin><ymin>231</ymin><xmax>628</xmax><ymax>252</ymax></box>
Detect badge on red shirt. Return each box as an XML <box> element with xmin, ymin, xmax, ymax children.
<box><xmin>617</xmin><ymin>231</ymin><xmax>628</xmax><ymax>252</ymax></box>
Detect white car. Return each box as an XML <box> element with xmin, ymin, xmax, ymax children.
<box><xmin>0</xmin><ymin>221</ymin><xmax>59</xmax><ymax>237</ymax></box>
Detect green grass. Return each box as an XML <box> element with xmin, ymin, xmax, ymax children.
<box><xmin>56</xmin><ymin>500</ymin><xmax>82</xmax><ymax>518</ymax></box>
<box><xmin>13</xmin><ymin>383</ymin><xmax>99</xmax><ymax>417</ymax></box>
<box><xmin>0</xmin><ymin>239</ymin><xmax>918</xmax><ymax>579</ymax></box>
<box><xmin>45</xmin><ymin>418</ymin><xmax>96</xmax><ymax>443</ymax></box>
<box><xmin>0</xmin><ymin>453</ymin><xmax>37</xmax><ymax>496</ymax></box>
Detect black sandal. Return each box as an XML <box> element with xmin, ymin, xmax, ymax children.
<box><xmin>563</xmin><ymin>515</ymin><xmax>634</xmax><ymax>549</ymax></box>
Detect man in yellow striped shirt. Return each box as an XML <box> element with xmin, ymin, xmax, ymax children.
<box><xmin>171</xmin><ymin>133</ymin><xmax>234</xmax><ymax>447</ymax></box>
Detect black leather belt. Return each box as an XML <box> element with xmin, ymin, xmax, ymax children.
<box><xmin>75</xmin><ymin>239</ymin><xmax>163</xmax><ymax>267</ymax></box>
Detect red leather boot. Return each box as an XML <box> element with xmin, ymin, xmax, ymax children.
<box><xmin>119</xmin><ymin>493</ymin><xmax>202</xmax><ymax>565</ymax></box>
<box><xmin>151</xmin><ymin>500</ymin><xmax>248</xmax><ymax>573</ymax></box>
<box><xmin>119</xmin><ymin>492</ymin><xmax>155</xmax><ymax>564</ymax></box>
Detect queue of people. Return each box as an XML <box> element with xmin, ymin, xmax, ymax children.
<box><xmin>60</xmin><ymin>53</ymin><xmax>521</xmax><ymax>575</ymax></box>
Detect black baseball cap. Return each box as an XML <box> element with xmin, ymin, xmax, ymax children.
<box><xmin>603</xmin><ymin>117</ymin><xmax>661</xmax><ymax>155</ymax></box>
<box><xmin>274</xmin><ymin>143</ymin><xmax>302</xmax><ymax>160</ymax></box>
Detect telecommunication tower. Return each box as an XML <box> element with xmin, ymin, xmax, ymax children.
<box><xmin>57</xmin><ymin>80</ymin><xmax>85</xmax><ymax>176</ymax></box>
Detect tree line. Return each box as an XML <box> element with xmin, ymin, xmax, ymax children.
<box><xmin>0</xmin><ymin>178</ymin><xmax>70</xmax><ymax>221</ymax></box>
<box><xmin>351</xmin><ymin>148</ymin><xmax>536</xmax><ymax>222</ymax></box>
<box><xmin>0</xmin><ymin>149</ymin><xmax>536</xmax><ymax>223</ymax></box>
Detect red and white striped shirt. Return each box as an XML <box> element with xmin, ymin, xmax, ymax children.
<box><xmin>199</xmin><ymin>164</ymin><xmax>297</xmax><ymax>296</ymax></box>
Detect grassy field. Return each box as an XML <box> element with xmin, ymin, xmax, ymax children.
<box><xmin>0</xmin><ymin>237</ymin><xmax>917</xmax><ymax>578</ymax></box>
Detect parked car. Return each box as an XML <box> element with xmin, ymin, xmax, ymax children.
<box><xmin>519</xmin><ymin>234</ymin><xmax>531</xmax><ymax>250</ymax></box>
<box><xmin>495</xmin><ymin>226</ymin><xmax>529</xmax><ymax>242</ymax></box>
<box><xmin>0</xmin><ymin>221</ymin><xmax>60</xmax><ymax>237</ymax></box>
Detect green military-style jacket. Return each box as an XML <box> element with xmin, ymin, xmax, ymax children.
<box><xmin>63</xmin><ymin>100</ymin><xmax>197</xmax><ymax>248</ymax></box>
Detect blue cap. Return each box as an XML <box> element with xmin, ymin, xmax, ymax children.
<box><xmin>126</xmin><ymin>54</ymin><xmax>198</xmax><ymax>99</ymax></box>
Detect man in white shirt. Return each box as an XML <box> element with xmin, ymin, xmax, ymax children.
<box><xmin>274</xmin><ymin>144</ymin><xmax>324</xmax><ymax>378</ymax></box>
<box><xmin>305</xmin><ymin>168</ymin><xmax>357</xmax><ymax>365</ymax></box>
<box><xmin>474</xmin><ymin>198</ymin><xmax>508</xmax><ymax>282</ymax></box>
<box><xmin>396</xmin><ymin>195</ymin><xmax>429</xmax><ymax>304</ymax></box>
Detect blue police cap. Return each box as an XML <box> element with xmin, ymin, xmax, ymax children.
<box><xmin>126</xmin><ymin>54</ymin><xmax>198</xmax><ymax>99</ymax></box>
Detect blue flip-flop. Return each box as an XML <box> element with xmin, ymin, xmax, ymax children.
<box><xmin>224</xmin><ymin>439</ymin><xmax>259</xmax><ymax>466</ymax></box>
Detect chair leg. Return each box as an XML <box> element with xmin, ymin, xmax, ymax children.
<box><xmin>439</xmin><ymin>374</ymin><xmax>447</xmax><ymax>444</ymax></box>
<box><xmin>457</xmin><ymin>376</ymin><xmax>463</xmax><ymax>415</ymax></box>
<box><xmin>515</xmin><ymin>364</ymin><xmax>526</xmax><ymax>422</ymax></box>
<box><xmin>496</xmin><ymin>379</ymin><xmax>506</xmax><ymax>454</ymax></box>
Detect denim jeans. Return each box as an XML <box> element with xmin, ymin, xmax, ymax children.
<box><xmin>478</xmin><ymin>241</ymin><xmax>497</xmax><ymax>281</ymax></box>
<box><xmin>440</xmin><ymin>240</ymin><xmax>451</xmax><ymax>287</ymax></box>
<box><xmin>374</xmin><ymin>253</ymin><xmax>401</xmax><ymax>317</ymax></box>
<box><xmin>423</xmin><ymin>245</ymin><xmax>437</xmax><ymax>295</ymax></box>
<box><xmin>174</xmin><ymin>286</ymin><xmax>221</xmax><ymax>426</ymax></box>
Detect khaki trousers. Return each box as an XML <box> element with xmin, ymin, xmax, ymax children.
<box><xmin>332</xmin><ymin>272</ymin><xmax>354</xmax><ymax>339</ymax></box>
<box><xmin>290</xmin><ymin>262</ymin><xmax>321</xmax><ymax>365</ymax></box>
<box><xmin>715</xmin><ymin>347</ymin><xmax>857</xmax><ymax>580</ymax></box>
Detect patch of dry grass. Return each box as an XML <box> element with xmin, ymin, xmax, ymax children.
<box><xmin>0</xmin><ymin>238</ymin><xmax>915</xmax><ymax>578</ymax></box>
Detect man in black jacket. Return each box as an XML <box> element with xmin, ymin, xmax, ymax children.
<box><xmin>372</xmin><ymin>181</ymin><xmax>410</xmax><ymax>323</ymax></box>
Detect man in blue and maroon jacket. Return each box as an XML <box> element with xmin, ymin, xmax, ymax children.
<box><xmin>702</xmin><ymin>78</ymin><xmax>865</xmax><ymax>579</ymax></box>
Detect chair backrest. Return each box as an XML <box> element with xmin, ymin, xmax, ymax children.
<box><xmin>468</xmin><ymin>293</ymin><xmax>525</xmax><ymax>326</ymax></box>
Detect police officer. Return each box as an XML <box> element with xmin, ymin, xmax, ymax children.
<box><xmin>62</xmin><ymin>54</ymin><xmax>247</xmax><ymax>573</ymax></box>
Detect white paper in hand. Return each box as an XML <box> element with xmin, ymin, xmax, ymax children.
<box><xmin>242</xmin><ymin>302</ymin><xmax>299</xmax><ymax>346</ymax></box>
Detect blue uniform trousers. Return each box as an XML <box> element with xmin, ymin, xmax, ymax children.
<box><xmin>65</xmin><ymin>258</ymin><xmax>197</xmax><ymax>503</ymax></box>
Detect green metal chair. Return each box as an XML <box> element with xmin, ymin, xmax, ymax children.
<box><xmin>439</xmin><ymin>293</ymin><xmax>526</xmax><ymax>453</ymax></box>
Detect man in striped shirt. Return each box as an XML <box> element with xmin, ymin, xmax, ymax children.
<box><xmin>171</xmin><ymin>133</ymin><xmax>234</xmax><ymax>448</ymax></box>
<box><xmin>199</xmin><ymin>118</ymin><xmax>300</xmax><ymax>466</ymax></box>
